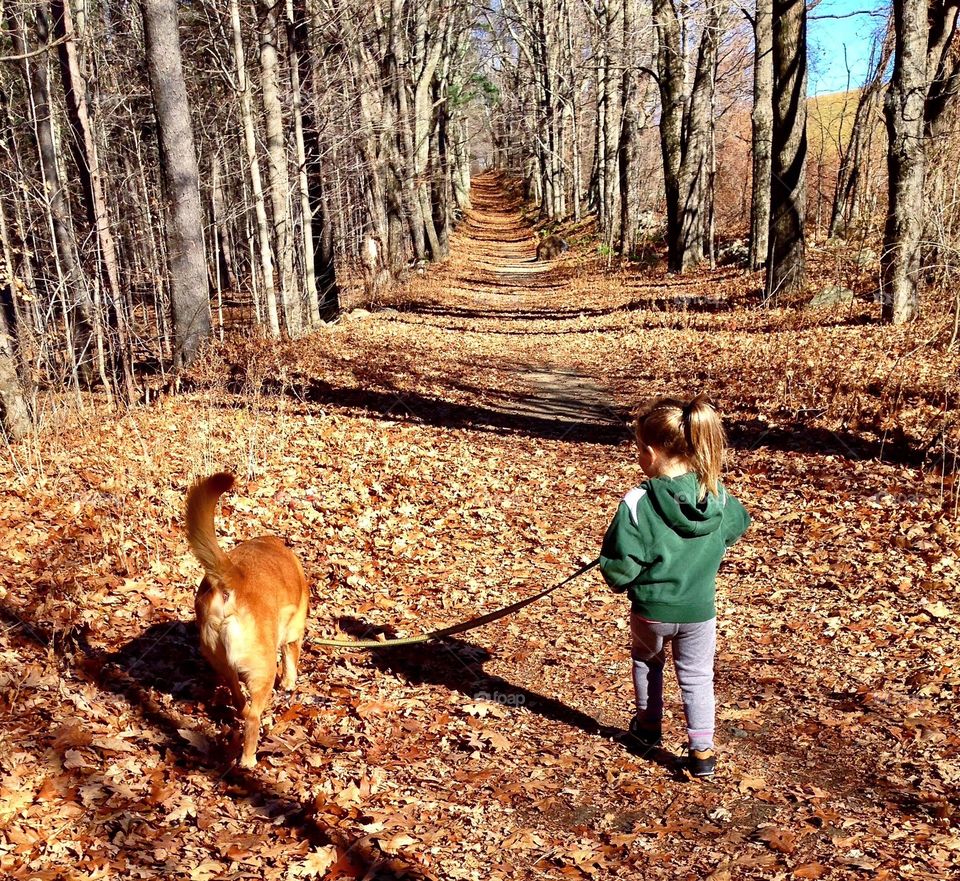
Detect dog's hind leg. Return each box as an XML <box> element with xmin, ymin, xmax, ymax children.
<box><xmin>279</xmin><ymin>640</ymin><xmax>301</xmax><ymax>691</ymax></box>
<box><xmin>224</xmin><ymin>667</ymin><xmax>246</xmax><ymax>714</ymax></box>
<box><xmin>239</xmin><ymin>671</ymin><xmax>274</xmax><ymax>768</ymax></box>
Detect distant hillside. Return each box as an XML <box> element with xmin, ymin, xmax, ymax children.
<box><xmin>715</xmin><ymin>87</ymin><xmax>886</xmax><ymax>236</ymax></box>
<box><xmin>807</xmin><ymin>88</ymin><xmax>883</xmax><ymax>161</ymax></box>
<box><xmin>721</xmin><ymin>88</ymin><xmax>881</xmax><ymax>162</ymax></box>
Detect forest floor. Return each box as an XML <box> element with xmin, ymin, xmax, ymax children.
<box><xmin>2</xmin><ymin>173</ymin><xmax>960</xmax><ymax>881</ymax></box>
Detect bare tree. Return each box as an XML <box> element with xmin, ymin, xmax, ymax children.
<box><xmin>0</xmin><ymin>294</ymin><xmax>30</xmax><ymax>440</ymax></box>
<box><xmin>8</xmin><ymin>3</ymin><xmax>96</xmax><ymax>380</ymax></box>
<box><xmin>882</xmin><ymin>0</ymin><xmax>929</xmax><ymax>324</ymax></box>
<box><xmin>618</xmin><ymin>0</ymin><xmax>645</xmax><ymax>256</ymax></box>
<box><xmin>766</xmin><ymin>0</ymin><xmax>807</xmax><ymax>299</ymax></box>
<box><xmin>52</xmin><ymin>0</ymin><xmax>136</xmax><ymax>400</ymax></box>
<box><xmin>600</xmin><ymin>0</ymin><xmax>623</xmax><ymax>246</ymax></box>
<box><xmin>829</xmin><ymin>15</ymin><xmax>893</xmax><ymax>240</ymax></box>
<box><xmin>230</xmin><ymin>0</ymin><xmax>280</xmax><ymax>337</ymax></box>
<box><xmin>142</xmin><ymin>0</ymin><xmax>211</xmax><ymax>368</ymax></box>
<box><xmin>924</xmin><ymin>1</ymin><xmax>960</xmax><ymax>137</ymax></box>
<box><xmin>748</xmin><ymin>0</ymin><xmax>772</xmax><ymax>271</ymax></box>
<box><xmin>258</xmin><ymin>0</ymin><xmax>301</xmax><ymax>335</ymax></box>
<box><xmin>0</xmin><ymin>0</ymin><xmax>484</xmax><ymax>394</ymax></box>
<box><xmin>297</xmin><ymin>0</ymin><xmax>339</xmax><ymax>319</ymax></box>
<box><xmin>653</xmin><ymin>0</ymin><xmax>719</xmax><ymax>271</ymax></box>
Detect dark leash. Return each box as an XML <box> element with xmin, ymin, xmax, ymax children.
<box><xmin>313</xmin><ymin>557</ymin><xmax>600</xmax><ymax>649</ymax></box>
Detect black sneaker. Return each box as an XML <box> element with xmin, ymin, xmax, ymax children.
<box><xmin>687</xmin><ymin>748</ymin><xmax>716</xmax><ymax>778</ymax></box>
<box><xmin>626</xmin><ymin>717</ymin><xmax>662</xmax><ymax>750</ymax></box>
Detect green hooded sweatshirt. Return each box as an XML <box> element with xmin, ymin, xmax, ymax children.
<box><xmin>599</xmin><ymin>472</ymin><xmax>750</xmax><ymax>623</ymax></box>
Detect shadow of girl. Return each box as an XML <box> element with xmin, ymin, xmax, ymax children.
<box><xmin>333</xmin><ymin>615</ymin><xmax>684</xmax><ymax>777</ymax></box>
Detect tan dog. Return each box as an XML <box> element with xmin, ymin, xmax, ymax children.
<box><xmin>185</xmin><ymin>473</ymin><xmax>309</xmax><ymax>768</ymax></box>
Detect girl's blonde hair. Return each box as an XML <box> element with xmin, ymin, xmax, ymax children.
<box><xmin>634</xmin><ymin>394</ymin><xmax>727</xmax><ymax>499</ymax></box>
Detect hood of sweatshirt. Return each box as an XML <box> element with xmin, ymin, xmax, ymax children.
<box><xmin>644</xmin><ymin>472</ymin><xmax>724</xmax><ymax>538</ymax></box>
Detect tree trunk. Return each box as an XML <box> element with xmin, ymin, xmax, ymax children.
<box><xmin>452</xmin><ymin>116</ymin><xmax>472</xmax><ymax>211</ymax></box>
<box><xmin>211</xmin><ymin>152</ymin><xmax>239</xmax><ymax>291</ymax></box>
<box><xmin>397</xmin><ymin>75</ymin><xmax>428</xmax><ymax>262</ymax></box>
<box><xmin>0</xmin><ymin>193</ymin><xmax>31</xmax><ymax>440</ymax></box>
<box><xmin>0</xmin><ymin>302</ymin><xmax>30</xmax><ymax>441</ymax></box>
<box><xmin>676</xmin><ymin>6</ymin><xmax>718</xmax><ymax>270</ymax></box>
<box><xmin>593</xmin><ymin>6</ymin><xmax>608</xmax><ymax>220</ymax></box>
<box><xmin>303</xmin><ymin>0</ymin><xmax>339</xmax><ymax>319</ymax></box>
<box><xmin>602</xmin><ymin>0</ymin><xmax>623</xmax><ymax>247</ymax></box>
<box><xmin>287</xmin><ymin>0</ymin><xmax>318</xmax><ymax>326</ymax></box>
<box><xmin>654</xmin><ymin>0</ymin><xmax>717</xmax><ymax>271</ymax></box>
<box><xmin>432</xmin><ymin>113</ymin><xmax>451</xmax><ymax>255</ymax></box>
<box><xmin>258</xmin><ymin>0</ymin><xmax>300</xmax><ymax>335</ymax></box>
<box><xmin>52</xmin><ymin>0</ymin><xmax>136</xmax><ymax>400</ymax></box>
<box><xmin>0</xmin><ymin>114</ymin><xmax>41</xmax><ymax>361</ymax></box>
<box><xmin>230</xmin><ymin>0</ymin><xmax>280</xmax><ymax>337</ymax></box>
<box><xmin>433</xmin><ymin>54</ymin><xmax>453</xmax><ymax>256</ymax></box>
<box><xmin>0</xmin><ymin>181</ymin><xmax>37</xmax><ymax>362</ymax></box>
<box><xmin>348</xmin><ymin>35</ymin><xmax>394</xmax><ymax>274</ymax></box>
<box><xmin>142</xmin><ymin>0</ymin><xmax>211</xmax><ymax>369</ymax></box>
<box><xmin>749</xmin><ymin>0</ymin><xmax>773</xmax><ymax>271</ymax></box>
<box><xmin>653</xmin><ymin>0</ymin><xmax>683</xmax><ymax>267</ymax></box>
<box><xmin>924</xmin><ymin>2</ymin><xmax>960</xmax><ymax>136</ymax></box>
<box><xmin>10</xmin><ymin>5</ymin><xmax>95</xmax><ymax>363</ymax></box>
<box><xmin>618</xmin><ymin>0</ymin><xmax>639</xmax><ymax>255</ymax></box>
<box><xmin>408</xmin><ymin>2</ymin><xmax>448</xmax><ymax>259</ymax></box>
<box><xmin>881</xmin><ymin>0</ymin><xmax>927</xmax><ymax>323</ymax></box>
<box><xmin>766</xmin><ymin>0</ymin><xmax>808</xmax><ymax>299</ymax></box>
<box><xmin>391</xmin><ymin>13</ymin><xmax>429</xmax><ymax>262</ymax></box>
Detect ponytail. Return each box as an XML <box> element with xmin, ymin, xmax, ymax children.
<box><xmin>635</xmin><ymin>394</ymin><xmax>727</xmax><ymax>499</ymax></box>
<box><xmin>681</xmin><ymin>394</ymin><xmax>726</xmax><ymax>498</ymax></box>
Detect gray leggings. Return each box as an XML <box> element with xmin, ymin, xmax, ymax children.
<box><xmin>630</xmin><ymin>613</ymin><xmax>716</xmax><ymax>750</ymax></box>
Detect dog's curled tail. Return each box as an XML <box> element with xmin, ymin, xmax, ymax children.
<box><xmin>186</xmin><ymin>472</ymin><xmax>238</xmax><ymax>589</ymax></box>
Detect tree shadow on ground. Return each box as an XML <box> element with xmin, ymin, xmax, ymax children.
<box><xmin>333</xmin><ymin>616</ymin><xmax>684</xmax><ymax>778</ymax></box>
<box><xmin>381</xmin><ymin>309</ymin><xmax>874</xmax><ymax>339</ymax></box>
<box><xmin>394</xmin><ymin>292</ymin><xmax>739</xmax><ymax>323</ymax></box>
<box><xmin>0</xmin><ymin>599</ymin><xmax>433</xmax><ymax>880</ymax></box>
<box><xmin>727</xmin><ymin>417</ymin><xmax>923</xmax><ymax>466</ymax></box>
<box><xmin>354</xmin><ymin>622</ymin><xmax>949</xmax><ymax>818</ymax></box>
<box><xmin>254</xmin><ymin>368</ymin><xmax>921</xmax><ymax>465</ymax></box>
<box><xmin>268</xmin><ymin>375</ymin><xmax>631</xmax><ymax>446</ymax></box>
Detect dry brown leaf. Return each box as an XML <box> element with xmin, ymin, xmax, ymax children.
<box><xmin>757</xmin><ymin>826</ymin><xmax>798</xmax><ymax>854</ymax></box>
<box><xmin>793</xmin><ymin>863</ymin><xmax>828</xmax><ymax>879</ymax></box>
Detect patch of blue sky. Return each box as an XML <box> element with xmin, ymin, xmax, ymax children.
<box><xmin>807</xmin><ymin>0</ymin><xmax>889</xmax><ymax>95</ymax></box>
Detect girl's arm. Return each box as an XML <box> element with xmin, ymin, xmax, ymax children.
<box><xmin>599</xmin><ymin>501</ymin><xmax>652</xmax><ymax>591</ymax></box>
<box><xmin>721</xmin><ymin>493</ymin><xmax>751</xmax><ymax>547</ymax></box>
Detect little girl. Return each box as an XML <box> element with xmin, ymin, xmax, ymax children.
<box><xmin>600</xmin><ymin>395</ymin><xmax>750</xmax><ymax>778</ymax></box>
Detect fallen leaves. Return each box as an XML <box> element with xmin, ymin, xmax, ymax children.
<box><xmin>288</xmin><ymin>846</ymin><xmax>338</xmax><ymax>878</ymax></box>
<box><xmin>756</xmin><ymin>825</ymin><xmax>798</xmax><ymax>854</ymax></box>
<box><xmin>793</xmin><ymin>863</ymin><xmax>828</xmax><ymax>879</ymax></box>
<box><xmin>177</xmin><ymin>727</ymin><xmax>212</xmax><ymax>755</ymax></box>
<box><xmin>737</xmin><ymin>774</ymin><xmax>767</xmax><ymax>794</ymax></box>
<box><xmin>0</xmin><ymin>182</ymin><xmax>958</xmax><ymax>881</ymax></box>
<box><xmin>189</xmin><ymin>859</ymin><xmax>225</xmax><ymax>880</ymax></box>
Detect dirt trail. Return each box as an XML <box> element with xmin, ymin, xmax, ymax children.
<box><xmin>408</xmin><ymin>174</ymin><xmax>618</xmax><ymax>429</ymax></box>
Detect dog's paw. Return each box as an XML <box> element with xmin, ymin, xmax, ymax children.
<box><xmin>238</xmin><ymin>753</ymin><xmax>257</xmax><ymax>770</ymax></box>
